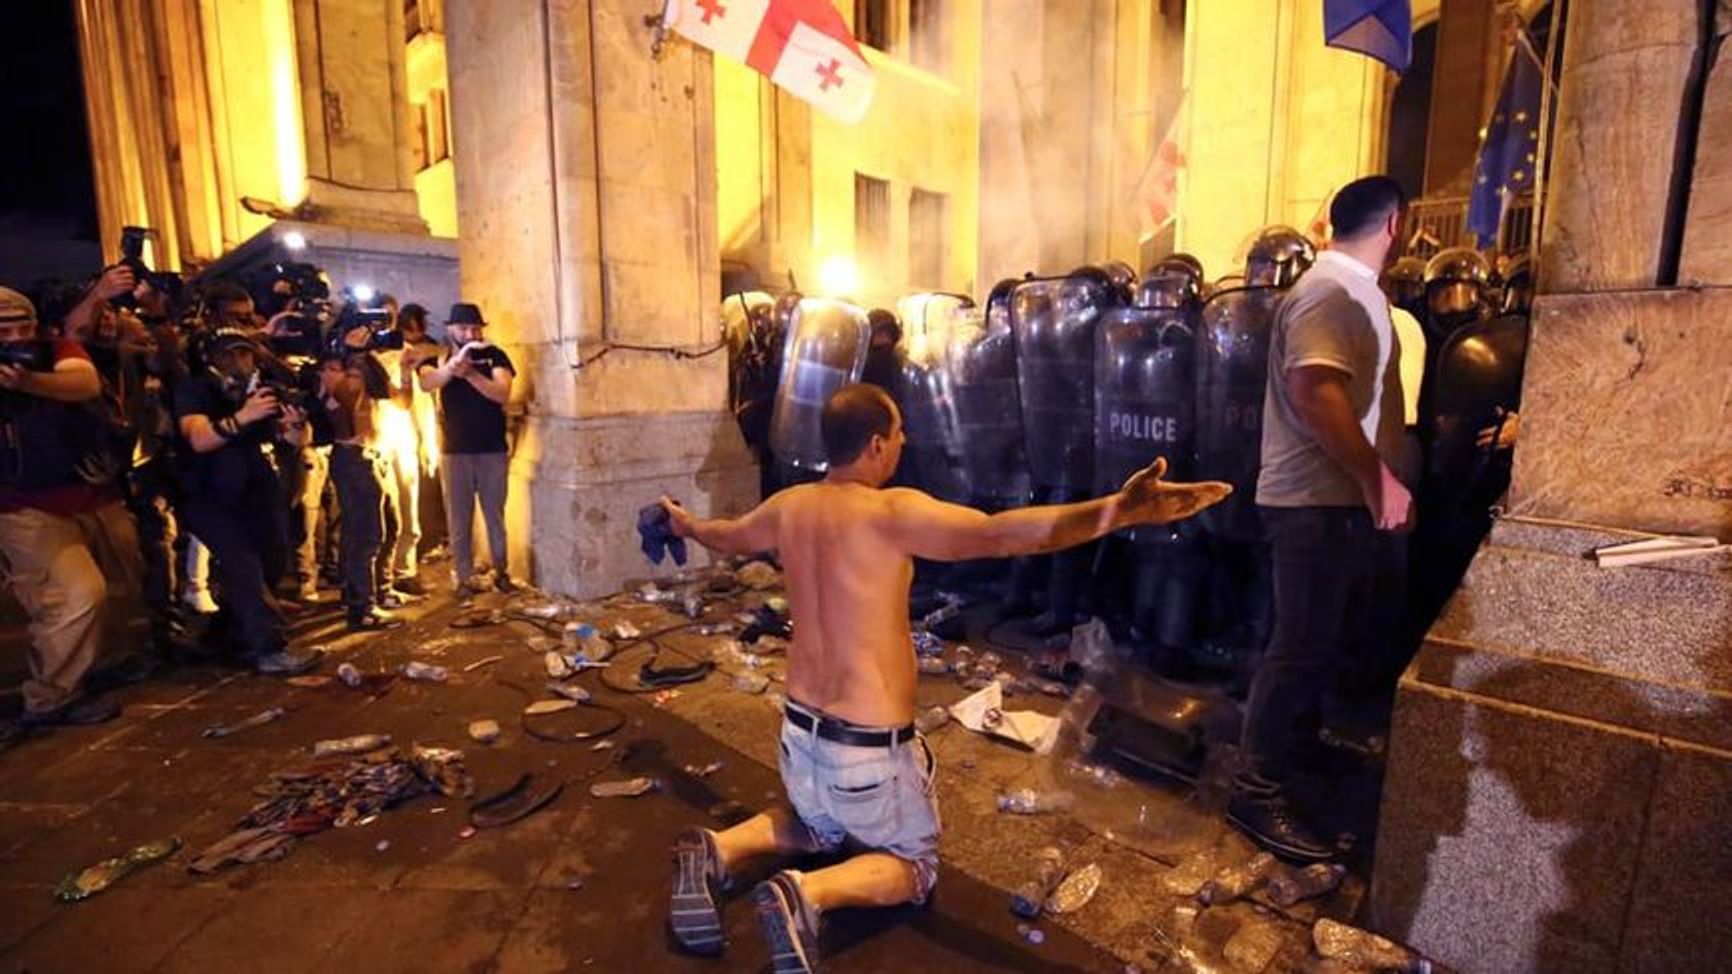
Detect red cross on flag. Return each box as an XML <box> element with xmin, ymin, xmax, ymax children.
<box><xmin>1131</xmin><ymin>97</ymin><xmax>1188</xmax><ymax>237</ymax></box>
<box><xmin>665</xmin><ymin>0</ymin><xmax>877</xmax><ymax>124</ymax></box>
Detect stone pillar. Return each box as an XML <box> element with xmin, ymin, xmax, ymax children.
<box><xmin>290</xmin><ymin>0</ymin><xmax>429</xmax><ymax>234</ymax></box>
<box><xmin>444</xmin><ymin>0</ymin><xmax>755</xmax><ymax>597</ymax></box>
<box><xmin>1372</xmin><ymin>3</ymin><xmax>1732</xmax><ymax>971</ymax></box>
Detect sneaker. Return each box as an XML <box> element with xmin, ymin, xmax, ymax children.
<box><xmin>752</xmin><ymin>871</ymin><xmax>821</xmax><ymax>974</ymax></box>
<box><xmin>394</xmin><ymin>575</ymin><xmax>428</xmax><ymax>597</ymax></box>
<box><xmin>494</xmin><ymin>574</ymin><xmax>519</xmax><ymax>594</ymax></box>
<box><xmin>18</xmin><ymin>695</ymin><xmax>120</xmax><ymax>728</ymax></box>
<box><xmin>347</xmin><ymin>609</ymin><xmax>405</xmax><ymax>633</ymax></box>
<box><xmin>1226</xmin><ymin>790</ymin><xmax>1335</xmax><ymax>863</ymax></box>
<box><xmin>670</xmin><ymin>828</ymin><xmax>729</xmax><ymax>956</ymax></box>
<box><xmin>181</xmin><ymin>586</ymin><xmax>219</xmax><ymax>615</ymax></box>
<box><xmin>252</xmin><ymin>647</ymin><xmax>324</xmax><ymax>676</ymax></box>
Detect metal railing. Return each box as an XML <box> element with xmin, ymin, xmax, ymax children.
<box><xmin>1403</xmin><ymin>193</ymin><xmax>1535</xmax><ymax>258</ymax></box>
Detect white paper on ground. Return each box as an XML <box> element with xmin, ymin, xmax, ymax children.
<box><xmin>948</xmin><ymin>682</ymin><xmax>1060</xmax><ymax>753</ymax></box>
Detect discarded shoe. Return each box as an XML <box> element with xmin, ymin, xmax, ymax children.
<box><xmin>468</xmin><ymin>773</ymin><xmax>563</xmax><ymax>828</ymax></box>
<box><xmin>753</xmin><ymin>871</ymin><xmax>821</xmax><ymax>974</ymax></box>
<box><xmin>670</xmin><ymin>828</ymin><xmax>728</xmax><ymax>955</ymax></box>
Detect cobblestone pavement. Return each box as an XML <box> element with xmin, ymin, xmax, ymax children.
<box><xmin>0</xmin><ymin>564</ymin><xmax>1381</xmax><ymax>973</ymax></box>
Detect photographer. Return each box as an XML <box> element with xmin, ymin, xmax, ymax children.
<box><xmin>173</xmin><ymin>328</ymin><xmax>322</xmax><ymax>676</ymax></box>
<box><xmin>0</xmin><ymin>287</ymin><xmax>135</xmax><ymax>731</ymax></box>
<box><xmin>320</xmin><ymin>334</ymin><xmax>404</xmax><ymax>632</ymax></box>
<box><xmin>416</xmin><ymin>302</ymin><xmax>515</xmax><ymax>599</ymax></box>
<box><xmin>369</xmin><ymin>298</ymin><xmax>428</xmax><ymax>597</ymax></box>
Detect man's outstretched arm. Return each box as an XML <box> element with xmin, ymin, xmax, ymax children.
<box><xmin>884</xmin><ymin>458</ymin><xmax>1230</xmax><ymax>562</ymax></box>
<box><xmin>662</xmin><ymin>493</ymin><xmax>780</xmax><ymax>557</ymax></box>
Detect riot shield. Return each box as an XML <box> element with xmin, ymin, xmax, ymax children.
<box><xmin>767</xmin><ymin>298</ymin><xmax>870</xmax><ymax>472</ymax></box>
<box><xmin>1013</xmin><ymin>272</ymin><xmax>1118</xmax><ymax>493</ymax></box>
<box><xmin>1094</xmin><ymin>304</ymin><xmax>1197</xmax><ymax>494</ymax></box>
<box><xmin>892</xmin><ymin>295</ymin><xmax>973</xmax><ymax>502</ymax></box>
<box><xmin>1424</xmin><ymin>313</ymin><xmax>1529</xmax><ymax>513</ymax></box>
<box><xmin>943</xmin><ymin>297</ymin><xmax>1030</xmax><ymax>505</ymax></box>
<box><xmin>1195</xmin><ymin>285</ymin><xmax>1282</xmax><ymax>541</ymax></box>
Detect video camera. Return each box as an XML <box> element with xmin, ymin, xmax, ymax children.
<box><xmin>355</xmin><ymin>308</ymin><xmax>403</xmax><ymax>351</ymax></box>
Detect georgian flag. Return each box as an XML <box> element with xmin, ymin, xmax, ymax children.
<box><xmin>666</xmin><ymin>0</ymin><xmax>877</xmax><ymax>124</ymax></box>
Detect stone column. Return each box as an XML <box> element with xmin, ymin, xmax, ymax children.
<box><xmin>1373</xmin><ymin>3</ymin><xmax>1732</xmax><ymax>972</ymax></box>
<box><xmin>444</xmin><ymin>0</ymin><xmax>755</xmax><ymax>597</ymax></box>
<box><xmin>290</xmin><ymin>0</ymin><xmax>429</xmax><ymax>233</ymax></box>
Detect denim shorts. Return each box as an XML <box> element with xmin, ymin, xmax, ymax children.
<box><xmin>778</xmin><ymin>701</ymin><xmax>942</xmax><ymax>903</ymax></box>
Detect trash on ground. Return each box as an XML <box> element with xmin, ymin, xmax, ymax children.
<box><xmin>590</xmin><ymin>776</ymin><xmax>660</xmax><ymax>798</ymax></box>
<box><xmin>707</xmin><ymin>799</ymin><xmax>745</xmax><ymax>820</ymax></box>
<box><xmin>735</xmin><ymin>560</ymin><xmax>780</xmax><ymax>589</ymax></box>
<box><xmin>527</xmin><ymin>635</ymin><xmax>559</xmax><ymax>653</ymax></box>
<box><xmin>202</xmin><ymin>707</ymin><xmax>287</xmax><ymax>739</ymax></box>
<box><xmin>914</xmin><ymin>705</ymin><xmax>950</xmax><ymax>734</ymax></box>
<box><xmin>375</xmin><ymin>839</ymin><xmax>390</xmax><ymax>852</ymax></box>
<box><xmin>469</xmin><ymin>773</ymin><xmax>564</xmax><ymax>828</ymax></box>
<box><xmin>1198</xmin><ymin>852</ymin><xmax>1277</xmax><ymax>906</ymax></box>
<box><xmin>189</xmin><ymin>743</ymin><xmax>472</xmax><ymax>874</ymax></box>
<box><xmin>692</xmin><ymin>622</ymin><xmax>732</xmax><ymax>636</ymax></box>
<box><xmin>457</xmin><ymin>826</ymin><xmax>477</xmax><ymax>840</ymax></box>
<box><xmin>522</xmin><ymin>602</ymin><xmax>564</xmax><ymax>619</ymax></box>
<box><xmin>525</xmin><ymin>699</ymin><xmax>578</xmax><ymax>716</ymax></box>
<box><xmin>337</xmin><ymin>662</ymin><xmax>364</xmax><ymax>688</ymax></box>
<box><xmin>1161</xmin><ymin>845</ymin><xmax>1224</xmax><ymax>897</ymax></box>
<box><xmin>613</xmin><ymin>621</ymin><xmax>642</xmax><ymax>640</ymax></box>
<box><xmin>285</xmin><ymin>675</ymin><xmax>332</xmax><ymax>688</ymax></box>
<box><xmin>311</xmin><ymin>734</ymin><xmax>393</xmax><ymax>758</ymax></box>
<box><xmin>402</xmin><ymin>661</ymin><xmax>449</xmax><ymax>682</ymax></box>
<box><xmin>463</xmin><ymin>655</ymin><xmax>503</xmax><ymax>673</ymax></box>
<box><xmin>589</xmin><ymin>740</ymin><xmax>615</xmax><ymax>751</ymax></box>
<box><xmin>1014</xmin><ymin>922</ymin><xmax>1046</xmax><ymax>946</ymax></box>
<box><xmin>912</xmin><ymin>631</ymin><xmax>945</xmax><ymax>658</ymax></box>
<box><xmin>684</xmin><ymin>761</ymin><xmax>724</xmax><ymax>778</ymax></box>
<box><xmin>55</xmin><ymin>837</ymin><xmax>181</xmax><ymax>903</ymax></box>
<box><xmin>916</xmin><ymin>656</ymin><xmax>951</xmax><ymax>676</ymax></box>
<box><xmin>468</xmin><ymin>720</ymin><xmax>501</xmax><ymax>744</ymax></box>
<box><xmin>732</xmin><ymin>671</ymin><xmax>771</xmax><ymax>694</ymax></box>
<box><xmin>545</xmin><ymin>651</ymin><xmax>575</xmax><ymax>679</ymax></box>
<box><xmin>1011</xmin><ymin>846</ymin><xmax>1067</xmax><ymax>918</ymax></box>
<box><xmin>1268</xmin><ymin>862</ymin><xmax>1346</xmax><ymax>907</ymax></box>
<box><xmin>1222</xmin><ymin>918</ymin><xmax>1286</xmax><ymax>972</ymax></box>
<box><xmin>1312</xmin><ymin>918</ymin><xmax>1433</xmax><ymax>973</ymax></box>
<box><xmin>951</xmin><ymin>682</ymin><xmax>1059</xmax><ymax>751</ymax></box>
<box><xmin>651</xmin><ymin>689</ymin><xmax>682</xmax><ymax>707</ymax></box>
<box><xmin>1045</xmin><ymin>861</ymin><xmax>1103</xmax><ymax>914</ymax></box>
<box><xmin>997</xmin><ymin>788</ymin><xmax>1075</xmax><ymax>815</ymax></box>
<box><xmin>546</xmin><ymin>681</ymin><xmax>593</xmax><ymax>704</ymax></box>
<box><xmin>566</xmin><ymin>875</ymin><xmax>585</xmax><ymax>890</ymax></box>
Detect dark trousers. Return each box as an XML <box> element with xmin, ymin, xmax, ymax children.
<box><xmin>330</xmin><ymin>444</ymin><xmax>385</xmax><ymax>617</ymax></box>
<box><xmin>181</xmin><ymin>475</ymin><xmax>290</xmax><ymax>660</ymax></box>
<box><xmin>1238</xmin><ymin>505</ymin><xmax>1378</xmax><ymax>785</ymax></box>
<box><xmin>126</xmin><ymin>457</ymin><xmax>178</xmax><ymax>621</ymax></box>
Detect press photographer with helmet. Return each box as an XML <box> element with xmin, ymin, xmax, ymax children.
<box><xmin>172</xmin><ymin>327</ymin><xmax>322</xmax><ymax>676</ymax></box>
<box><xmin>0</xmin><ymin>287</ymin><xmax>139</xmax><ymax>733</ymax></box>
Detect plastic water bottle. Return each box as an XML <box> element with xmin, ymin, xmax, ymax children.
<box><xmin>1312</xmin><ymin>919</ymin><xmax>1433</xmax><ymax>973</ymax></box>
<box><xmin>1010</xmin><ymin>847</ymin><xmax>1066</xmax><ymax>918</ymax></box>
<box><xmin>1197</xmin><ymin>852</ymin><xmax>1277</xmax><ymax>905</ymax></box>
<box><xmin>336</xmin><ymin>662</ymin><xmax>363</xmax><ymax>688</ymax></box>
<box><xmin>1267</xmin><ymin>863</ymin><xmax>1346</xmax><ymax>907</ymax></box>
<box><xmin>401</xmin><ymin>661</ymin><xmax>448</xmax><ymax>682</ymax></box>
<box><xmin>996</xmin><ymin>789</ymin><xmax>1075</xmax><ymax>815</ymax></box>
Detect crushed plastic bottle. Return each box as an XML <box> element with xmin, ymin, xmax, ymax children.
<box><xmin>468</xmin><ymin>719</ymin><xmax>501</xmax><ymax>744</ymax></box>
<box><xmin>589</xmin><ymin>777</ymin><xmax>660</xmax><ymax>798</ymax></box>
<box><xmin>914</xmin><ymin>705</ymin><xmax>950</xmax><ymax>734</ymax></box>
<box><xmin>1044</xmin><ymin>861</ymin><xmax>1102</xmax><ymax>914</ymax></box>
<box><xmin>545</xmin><ymin>651</ymin><xmax>574</xmax><ymax>679</ymax></box>
<box><xmin>311</xmin><ymin>734</ymin><xmax>392</xmax><ymax>757</ymax></box>
<box><xmin>1312</xmin><ymin>919</ymin><xmax>1433</xmax><ymax>973</ymax></box>
<box><xmin>201</xmin><ymin>706</ymin><xmax>287</xmax><ymax>739</ymax></box>
<box><xmin>916</xmin><ymin>656</ymin><xmax>951</xmax><ymax>676</ymax></box>
<box><xmin>1011</xmin><ymin>846</ymin><xmax>1066</xmax><ymax>918</ymax></box>
<box><xmin>1267</xmin><ymin>862</ymin><xmax>1346</xmax><ymax>907</ymax></box>
<box><xmin>912</xmin><ymin>630</ymin><xmax>945</xmax><ymax>657</ymax></box>
<box><xmin>1162</xmin><ymin>844</ymin><xmax>1225</xmax><ymax>896</ymax></box>
<box><xmin>996</xmin><ymin>788</ymin><xmax>1076</xmax><ymax>815</ymax></box>
<box><xmin>55</xmin><ymin>837</ymin><xmax>181</xmax><ymax>902</ymax></box>
<box><xmin>545</xmin><ymin>680</ymin><xmax>592</xmax><ymax>704</ymax></box>
<box><xmin>918</xmin><ymin>599</ymin><xmax>962</xmax><ymax>631</ymax></box>
<box><xmin>336</xmin><ymin>662</ymin><xmax>363</xmax><ymax>688</ymax></box>
<box><xmin>1197</xmin><ymin>851</ymin><xmax>1278</xmax><ymax>905</ymax></box>
<box><xmin>732</xmin><ymin>671</ymin><xmax>770</xmax><ymax>694</ymax></box>
<box><xmin>401</xmin><ymin>661</ymin><xmax>448</xmax><ymax>682</ymax></box>
<box><xmin>1222</xmin><ymin>918</ymin><xmax>1286</xmax><ymax>972</ymax></box>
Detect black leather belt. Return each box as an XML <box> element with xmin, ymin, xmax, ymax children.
<box><xmin>784</xmin><ymin>705</ymin><xmax>915</xmax><ymax>748</ymax></box>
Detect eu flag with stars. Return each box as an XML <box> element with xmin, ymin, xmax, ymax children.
<box><xmin>1467</xmin><ymin>29</ymin><xmax>1544</xmax><ymax>247</ymax></box>
<box><xmin>1324</xmin><ymin>0</ymin><xmax>1412</xmax><ymax>73</ymax></box>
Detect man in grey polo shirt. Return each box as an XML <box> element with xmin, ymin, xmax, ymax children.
<box><xmin>1229</xmin><ymin>176</ymin><xmax>1413</xmax><ymax>861</ymax></box>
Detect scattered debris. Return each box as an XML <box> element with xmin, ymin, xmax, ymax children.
<box><xmin>589</xmin><ymin>741</ymin><xmax>615</xmax><ymax>752</ymax></box>
<box><xmin>1161</xmin><ymin>845</ymin><xmax>1224</xmax><ymax>897</ymax></box>
<box><xmin>202</xmin><ymin>707</ymin><xmax>287</xmax><ymax>739</ymax></box>
<box><xmin>684</xmin><ymin>761</ymin><xmax>724</xmax><ymax>778</ymax></box>
<box><xmin>589</xmin><ymin>777</ymin><xmax>660</xmax><ymax>798</ymax></box>
<box><xmin>55</xmin><ymin>837</ymin><xmax>181</xmax><ymax>903</ymax></box>
<box><xmin>285</xmin><ymin>675</ymin><xmax>332</xmax><ymax>688</ymax></box>
<box><xmin>951</xmin><ymin>682</ymin><xmax>1058</xmax><ymax>751</ymax></box>
<box><xmin>1312</xmin><ymin>918</ymin><xmax>1433</xmax><ymax>973</ymax></box>
<box><xmin>468</xmin><ymin>720</ymin><xmax>501</xmax><ymax>744</ymax></box>
<box><xmin>458</xmin><ymin>826</ymin><xmax>477</xmax><ymax>840</ymax></box>
<box><xmin>731</xmin><ymin>671</ymin><xmax>771</xmax><ymax>694</ymax></box>
<box><xmin>735</xmin><ymin>560</ymin><xmax>779</xmax><ymax>590</ymax></box>
<box><xmin>997</xmin><ymin>788</ymin><xmax>1075</xmax><ymax>815</ymax></box>
<box><xmin>1222</xmin><ymin>919</ymin><xmax>1286</xmax><ymax>972</ymax></box>
<box><xmin>527</xmin><ymin>635</ymin><xmax>559</xmax><ymax>653</ymax></box>
<box><xmin>463</xmin><ymin>655</ymin><xmax>503</xmax><ymax>673</ymax></box>
<box><xmin>916</xmin><ymin>656</ymin><xmax>951</xmax><ymax>676</ymax></box>
<box><xmin>650</xmin><ymin>689</ymin><xmax>682</xmax><ymax>708</ymax></box>
<box><xmin>1198</xmin><ymin>852</ymin><xmax>1277</xmax><ymax>906</ymax></box>
<box><xmin>1011</xmin><ymin>847</ymin><xmax>1067</xmax><ymax>918</ymax></box>
<box><xmin>546</xmin><ymin>681</ymin><xmax>593</xmax><ymax>704</ymax></box>
<box><xmin>1045</xmin><ymin>862</ymin><xmax>1103</xmax><ymax>915</ymax></box>
<box><xmin>1268</xmin><ymin>862</ymin><xmax>1346</xmax><ymax>907</ymax></box>
<box><xmin>914</xmin><ymin>705</ymin><xmax>950</xmax><ymax>734</ymax></box>
<box><xmin>311</xmin><ymin>734</ymin><xmax>392</xmax><ymax>758</ymax></box>
<box><xmin>566</xmin><ymin>875</ymin><xmax>585</xmax><ymax>891</ymax></box>
<box><xmin>525</xmin><ymin>699</ymin><xmax>578</xmax><ymax>716</ymax></box>
<box><xmin>337</xmin><ymin>663</ymin><xmax>363</xmax><ymax>688</ymax></box>
<box><xmin>613</xmin><ymin>621</ymin><xmax>642</xmax><ymax>640</ymax></box>
<box><xmin>545</xmin><ymin>651</ymin><xmax>574</xmax><ymax>679</ymax></box>
<box><xmin>401</xmin><ymin>661</ymin><xmax>449</xmax><ymax>682</ymax></box>
<box><xmin>707</xmin><ymin>800</ymin><xmax>745</xmax><ymax>820</ymax></box>
<box><xmin>375</xmin><ymin>840</ymin><xmax>391</xmax><ymax>853</ymax></box>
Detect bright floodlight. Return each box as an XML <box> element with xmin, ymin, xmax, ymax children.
<box><xmin>352</xmin><ymin>284</ymin><xmax>376</xmax><ymax>304</ymax></box>
<box><xmin>818</xmin><ymin>256</ymin><xmax>860</xmax><ymax>298</ymax></box>
<box><xmin>282</xmin><ymin>230</ymin><xmax>307</xmax><ymax>251</ymax></box>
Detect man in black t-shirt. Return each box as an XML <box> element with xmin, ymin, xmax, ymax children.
<box><xmin>173</xmin><ymin>328</ymin><xmax>323</xmax><ymax>675</ymax></box>
<box><xmin>416</xmin><ymin>302</ymin><xmax>515</xmax><ymax>600</ymax></box>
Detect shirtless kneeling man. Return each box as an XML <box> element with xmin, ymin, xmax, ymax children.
<box><xmin>664</xmin><ymin>383</ymin><xmax>1230</xmax><ymax>972</ymax></box>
